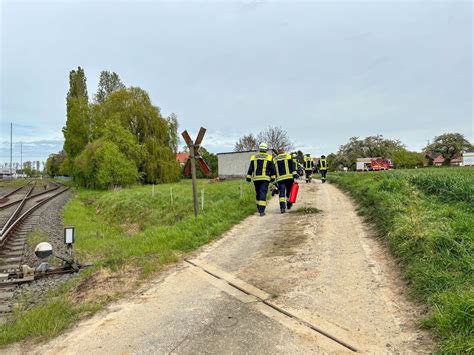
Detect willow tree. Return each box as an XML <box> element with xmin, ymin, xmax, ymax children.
<box><xmin>91</xmin><ymin>87</ymin><xmax>180</xmax><ymax>183</ymax></box>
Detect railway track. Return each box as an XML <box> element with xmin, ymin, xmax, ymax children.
<box><xmin>0</xmin><ymin>181</ymin><xmax>70</xmax><ymax>318</ymax></box>
<box><xmin>0</xmin><ymin>181</ymin><xmax>62</xmax><ymax>210</ymax></box>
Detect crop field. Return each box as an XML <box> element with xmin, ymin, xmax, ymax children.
<box><xmin>0</xmin><ymin>179</ymin><xmax>256</xmax><ymax>345</ymax></box>
<box><xmin>328</xmin><ymin>168</ymin><xmax>474</xmax><ymax>352</ymax></box>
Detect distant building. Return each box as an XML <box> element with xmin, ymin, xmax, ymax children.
<box><xmin>217</xmin><ymin>150</ymin><xmax>256</xmax><ymax>179</ymax></box>
<box><xmin>451</xmin><ymin>157</ymin><xmax>463</xmax><ymax>166</ymax></box>
<box><xmin>0</xmin><ymin>167</ymin><xmax>14</xmax><ymax>179</ymax></box>
<box><xmin>463</xmin><ymin>151</ymin><xmax>474</xmax><ymax>166</ymax></box>
<box><xmin>432</xmin><ymin>155</ymin><xmax>445</xmax><ymax>166</ymax></box>
<box><xmin>176</xmin><ymin>152</ymin><xmax>190</xmax><ymax>166</ymax></box>
<box><xmin>432</xmin><ymin>155</ymin><xmax>463</xmax><ymax>166</ymax></box>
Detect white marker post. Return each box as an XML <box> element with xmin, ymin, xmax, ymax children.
<box><xmin>64</xmin><ymin>226</ymin><xmax>75</xmax><ymax>258</ymax></box>
<box><xmin>201</xmin><ymin>189</ymin><xmax>204</xmax><ymax>211</ymax></box>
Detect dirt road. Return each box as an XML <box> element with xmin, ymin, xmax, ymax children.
<box><xmin>23</xmin><ymin>180</ymin><xmax>433</xmax><ymax>354</ymax></box>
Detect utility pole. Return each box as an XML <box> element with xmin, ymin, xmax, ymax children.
<box><xmin>20</xmin><ymin>143</ymin><xmax>22</xmax><ymax>175</ymax></box>
<box><xmin>10</xmin><ymin>123</ymin><xmax>12</xmax><ymax>177</ymax></box>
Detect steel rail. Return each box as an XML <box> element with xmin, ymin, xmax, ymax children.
<box><xmin>0</xmin><ymin>181</ymin><xmax>32</xmax><ymax>200</ymax></box>
<box><xmin>0</xmin><ymin>186</ymin><xmax>70</xmax><ymax>248</ymax></box>
<box><xmin>0</xmin><ymin>182</ymin><xmax>36</xmax><ymax>237</ymax></box>
<box><xmin>0</xmin><ymin>182</ymin><xmax>61</xmax><ymax>210</ymax></box>
<box><xmin>184</xmin><ymin>259</ymin><xmax>359</xmax><ymax>352</ymax></box>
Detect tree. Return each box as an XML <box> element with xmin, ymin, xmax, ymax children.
<box><xmin>257</xmin><ymin>126</ymin><xmax>294</xmax><ymax>152</ymax></box>
<box><xmin>23</xmin><ymin>161</ymin><xmax>34</xmax><ymax>177</ymax></box>
<box><xmin>336</xmin><ymin>135</ymin><xmax>405</xmax><ymax>170</ymax></box>
<box><xmin>45</xmin><ymin>151</ymin><xmax>68</xmax><ymax>177</ymax></box>
<box><xmin>196</xmin><ymin>147</ymin><xmax>218</xmax><ymax>178</ymax></box>
<box><xmin>393</xmin><ymin>150</ymin><xmax>426</xmax><ymax>169</ymax></box>
<box><xmin>326</xmin><ymin>153</ymin><xmax>339</xmax><ymax>171</ymax></box>
<box><xmin>94</xmin><ymin>71</ymin><xmax>126</xmax><ymax>103</ymax></box>
<box><xmin>74</xmin><ymin>140</ymin><xmax>139</xmax><ymax>189</ymax></box>
<box><xmin>90</xmin><ymin>87</ymin><xmax>180</xmax><ymax>184</ymax></box>
<box><xmin>63</xmin><ymin>66</ymin><xmax>90</xmax><ymax>159</ymax></box>
<box><xmin>166</xmin><ymin>113</ymin><xmax>179</xmax><ymax>154</ymax></box>
<box><xmin>60</xmin><ymin>69</ymin><xmax>180</xmax><ymax>186</ymax></box>
<box><xmin>234</xmin><ymin>134</ymin><xmax>258</xmax><ymax>152</ymax></box>
<box><xmin>424</xmin><ymin>133</ymin><xmax>473</xmax><ymax>165</ymax></box>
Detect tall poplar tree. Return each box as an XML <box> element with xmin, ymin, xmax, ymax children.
<box><xmin>63</xmin><ymin>66</ymin><xmax>90</xmax><ymax>159</ymax></box>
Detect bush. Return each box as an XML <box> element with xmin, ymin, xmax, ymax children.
<box><xmin>74</xmin><ymin>140</ymin><xmax>139</xmax><ymax>189</ymax></box>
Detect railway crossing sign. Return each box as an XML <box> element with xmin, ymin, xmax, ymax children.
<box><xmin>181</xmin><ymin>127</ymin><xmax>211</xmax><ymax>217</ymax></box>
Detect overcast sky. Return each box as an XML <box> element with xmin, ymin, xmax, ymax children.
<box><xmin>1</xmin><ymin>0</ymin><xmax>472</xmax><ymax>164</ymax></box>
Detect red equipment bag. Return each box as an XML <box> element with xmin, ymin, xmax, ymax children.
<box><xmin>288</xmin><ymin>182</ymin><xmax>299</xmax><ymax>203</ymax></box>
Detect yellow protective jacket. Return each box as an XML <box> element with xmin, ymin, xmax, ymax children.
<box><xmin>319</xmin><ymin>158</ymin><xmax>328</xmax><ymax>170</ymax></box>
<box><xmin>304</xmin><ymin>156</ymin><xmax>314</xmax><ymax>170</ymax></box>
<box><xmin>246</xmin><ymin>152</ymin><xmax>276</xmax><ymax>182</ymax></box>
<box><xmin>274</xmin><ymin>153</ymin><xmax>297</xmax><ymax>182</ymax></box>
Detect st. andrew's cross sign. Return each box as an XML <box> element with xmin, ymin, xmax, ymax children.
<box><xmin>181</xmin><ymin>127</ymin><xmax>211</xmax><ymax>217</ymax></box>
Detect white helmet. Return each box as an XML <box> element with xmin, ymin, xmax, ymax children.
<box><xmin>258</xmin><ymin>142</ymin><xmax>268</xmax><ymax>151</ymax></box>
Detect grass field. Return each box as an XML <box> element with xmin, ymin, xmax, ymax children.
<box><xmin>328</xmin><ymin>167</ymin><xmax>474</xmax><ymax>352</ymax></box>
<box><xmin>0</xmin><ymin>179</ymin><xmax>257</xmax><ymax>346</ymax></box>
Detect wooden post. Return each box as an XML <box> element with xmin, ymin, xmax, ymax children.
<box><xmin>190</xmin><ymin>145</ymin><xmax>199</xmax><ymax>217</ymax></box>
<box><xmin>181</xmin><ymin>127</ymin><xmax>210</xmax><ymax>219</ymax></box>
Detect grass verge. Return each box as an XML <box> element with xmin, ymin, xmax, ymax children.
<box><xmin>0</xmin><ymin>179</ymin><xmax>257</xmax><ymax>347</ymax></box>
<box><xmin>328</xmin><ymin>168</ymin><xmax>474</xmax><ymax>352</ymax></box>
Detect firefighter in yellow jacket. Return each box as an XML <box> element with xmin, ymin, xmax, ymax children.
<box><xmin>246</xmin><ymin>143</ymin><xmax>276</xmax><ymax>216</ymax></box>
<box><xmin>318</xmin><ymin>154</ymin><xmax>328</xmax><ymax>183</ymax></box>
<box><xmin>304</xmin><ymin>154</ymin><xmax>314</xmax><ymax>183</ymax></box>
<box><xmin>274</xmin><ymin>149</ymin><xmax>298</xmax><ymax>213</ymax></box>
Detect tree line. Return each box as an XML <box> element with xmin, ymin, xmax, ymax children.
<box><xmin>234</xmin><ymin>129</ymin><xmax>473</xmax><ymax>170</ymax></box>
<box><xmin>46</xmin><ymin>67</ymin><xmax>180</xmax><ymax>189</ymax></box>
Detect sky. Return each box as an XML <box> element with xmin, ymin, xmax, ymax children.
<box><xmin>1</xmin><ymin>0</ymin><xmax>472</xmax><ymax>164</ymax></box>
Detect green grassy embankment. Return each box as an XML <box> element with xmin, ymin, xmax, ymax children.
<box><xmin>0</xmin><ymin>179</ymin><xmax>256</xmax><ymax>346</ymax></box>
<box><xmin>328</xmin><ymin>168</ymin><xmax>473</xmax><ymax>352</ymax></box>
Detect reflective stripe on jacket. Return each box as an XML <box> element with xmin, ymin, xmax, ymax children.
<box><xmin>274</xmin><ymin>153</ymin><xmax>296</xmax><ymax>182</ymax></box>
<box><xmin>304</xmin><ymin>156</ymin><xmax>314</xmax><ymax>170</ymax></box>
<box><xmin>319</xmin><ymin>158</ymin><xmax>328</xmax><ymax>170</ymax></box>
<box><xmin>246</xmin><ymin>152</ymin><xmax>276</xmax><ymax>181</ymax></box>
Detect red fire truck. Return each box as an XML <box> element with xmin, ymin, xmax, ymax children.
<box><xmin>356</xmin><ymin>158</ymin><xmax>394</xmax><ymax>172</ymax></box>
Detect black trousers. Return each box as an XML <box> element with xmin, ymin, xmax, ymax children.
<box><xmin>254</xmin><ymin>180</ymin><xmax>269</xmax><ymax>213</ymax></box>
<box><xmin>320</xmin><ymin>170</ymin><xmax>327</xmax><ymax>180</ymax></box>
<box><xmin>305</xmin><ymin>170</ymin><xmax>313</xmax><ymax>180</ymax></box>
<box><xmin>278</xmin><ymin>179</ymin><xmax>294</xmax><ymax>210</ymax></box>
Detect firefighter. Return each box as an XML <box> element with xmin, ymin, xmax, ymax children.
<box><xmin>274</xmin><ymin>149</ymin><xmax>297</xmax><ymax>213</ymax></box>
<box><xmin>292</xmin><ymin>153</ymin><xmax>301</xmax><ymax>178</ymax></box>
<box><xmin>304</xmin><ymin>154</ymin><xmax>314</xmax><ymax>183</ymax></box>
<box><xmin>246</xmin><ymin>143</ymin><xmax>276</xmax><ymax>216</ymax></box>
<box><xmin>318</xmin><ymin>154</ymin><xmax>328</xmax><ymax>183</ymax></box>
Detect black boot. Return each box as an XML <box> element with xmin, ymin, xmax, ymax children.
<box><xmin>280</xmin><ymin>208</ymin><xmax>285</xmax><ymax>214</ymax></box>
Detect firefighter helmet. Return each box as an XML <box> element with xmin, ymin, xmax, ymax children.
<box><xmin>258</xmin><ymin>143</ymin><xmax>268</xmax><ymax>151</ymax></box>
